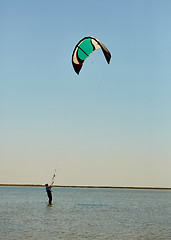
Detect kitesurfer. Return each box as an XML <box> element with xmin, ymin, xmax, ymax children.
<box><xmin>45</xmin><ymin>184</ymin><xmax>52</xmax><ymax>205</ymax></box>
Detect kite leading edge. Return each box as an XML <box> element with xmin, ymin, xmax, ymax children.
<box><xmin>72</xmin><ymin>36</ymin><xmax>111</xmax><ymax>75</ymax></box>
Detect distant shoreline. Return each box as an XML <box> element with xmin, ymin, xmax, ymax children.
<box><xmin>0</xmin><ymin>184</ymin><xmax>170</xmax><ymax>190</ymax></box>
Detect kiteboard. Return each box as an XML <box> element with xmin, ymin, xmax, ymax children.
<box><xmin>47</xmin><ymin>203</ymin><xmax>53</xmax><ymax>207</ymax></box>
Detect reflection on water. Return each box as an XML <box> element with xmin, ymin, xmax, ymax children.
<box><xmin>0</xmin><ymin>186</ymin><xmax>171</xmax><ymax>239</ymax></box>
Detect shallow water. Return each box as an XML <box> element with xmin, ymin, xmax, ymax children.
<box><xmin>0</xmin><ymin>186</ymin><xmax>170</xmax><ymax>240</ymax></box>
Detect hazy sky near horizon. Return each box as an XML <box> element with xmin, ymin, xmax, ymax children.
<box><xmin>1</xmin><ymin>0</ymin><xmax>171</xmax><ymax>187</ymax></box>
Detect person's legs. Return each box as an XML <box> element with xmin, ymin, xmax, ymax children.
<box><xmin>47</xmin><ymin>191</ymin><xmax>52</xmax><ymax>204</ymax></box>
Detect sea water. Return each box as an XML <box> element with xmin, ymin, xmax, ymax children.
<box><xmin>0</xmin><ymin>186</ymin><xmax>170</xmax><ymax>240</ymax></box>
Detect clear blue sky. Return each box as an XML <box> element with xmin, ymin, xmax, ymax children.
<box><xmin>1</xmin><ymin>0</ymin><xmax>171</xmax><ymax>187</ymax></box>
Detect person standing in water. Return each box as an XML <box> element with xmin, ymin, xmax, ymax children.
<box><xmin>45</xmin><ymin>184</ymin><xmax>52</xmax><ymax>205</ymax></box>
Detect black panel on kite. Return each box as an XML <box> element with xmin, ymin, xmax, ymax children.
<box><xmin>72</xmin><ymin>37</ymin><xmax>111</xmax><ymax>74</ymax></box>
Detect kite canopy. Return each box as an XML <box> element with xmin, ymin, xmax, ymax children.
<box><xmin>72</xmin><ymin>36</ymin><xmax>111</xmax><ymax>74</ymax></box>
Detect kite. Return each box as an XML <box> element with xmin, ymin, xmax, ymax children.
<box><xmin>72</xmin><ymin>36</ymin><xmax>111</xmax><ymax>74</ymax></box>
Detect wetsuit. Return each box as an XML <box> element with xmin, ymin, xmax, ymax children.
<box><xmin>46</xmin><ymin>185</ymin><xmax>52</xmax><ymax>204</ymax></box>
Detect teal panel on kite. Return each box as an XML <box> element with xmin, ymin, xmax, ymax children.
<box><xmin>72</xmin><ymin>37</ymin><xmax>111</xmax><ymax>74</ymax></box>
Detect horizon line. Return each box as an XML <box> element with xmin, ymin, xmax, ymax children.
<box><xmin>0</xmin><ymin>184</ymin><xmax>170</xmax><ymax>190</ymax></box>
